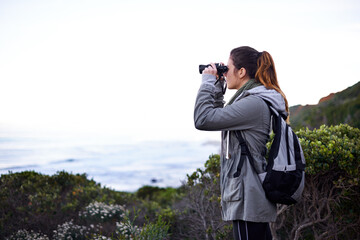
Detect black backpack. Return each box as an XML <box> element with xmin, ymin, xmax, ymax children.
<box><xmin>234</xmin><ymin>103</ymin><xmax>306</xmax><ymax>205</ymax></box>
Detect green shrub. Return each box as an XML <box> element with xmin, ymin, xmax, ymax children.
<box><xmin>4</xmin><ymin>200</ymin><xmax>170</xmax><ymax>240</ymax></box>
<box><xmin>114</xmin><ymin>209</ymin><xmax>170</xmax><ymax>240</ymax></box>
<box><xmin>0</xmin><ymin>171</ymin><xmax>131</xmax><ymax>238</ymax></box>
<box><xmin>273</xmin><ymin>124</ymin><xmax>360</xmax><ymax>240</ymax></box>
<box><xmin>138</xmin><ymin>216</ymin><xmax>171</xmax><ymax>240</ymax></box>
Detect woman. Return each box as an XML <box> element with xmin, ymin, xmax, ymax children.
<box><xmin>194</xmin><ymin>46</ymin><xmax>289</xmax><ymax>240</ymax></box>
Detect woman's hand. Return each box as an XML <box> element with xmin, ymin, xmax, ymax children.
<box><xmin>202</xmin><ymin>63</ymin><xmax>217</xmax><ymax>76</ymax></box>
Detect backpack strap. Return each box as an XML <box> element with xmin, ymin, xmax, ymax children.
<box><xmin>233</xmin><ymin>131</ymin><xmax>259</xmax><ymax>177</ymax></box>
<box><xmin>267</xmin><ymin>104</ymin><xmax>292</xmax><ymax>166</ymax></box>
<box><xmin>265</xmin><ymin>100</ymin><xmax>288</xmax><ymax>121</ymax></box>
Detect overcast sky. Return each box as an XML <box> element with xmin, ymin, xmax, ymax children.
<box><xmin>1</xmin><ymin>0</ymin><xmax>359</xmax><ymax>142</ymax></box>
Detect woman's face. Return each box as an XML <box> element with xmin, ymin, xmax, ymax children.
<box><xmin>224</xmin><ymin>57</ymin><xmax>241</xmax><ymax>89</ymax></box>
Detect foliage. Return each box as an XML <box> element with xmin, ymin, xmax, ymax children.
<box><xmin>113</xmin><ymin>209</ymin><xmax>142</xmax><ymax>239</ymax></box>
<box><xmin>138</xmin><ymin>217</ymin><xmax>171</xmax><ymax>240</ymax></box>
<box><xmin>299</xmin><ymin>124</ymin><xmax>359</xmax><ymax>180</ymax></box>
<box><xmin>5</xmin><ymin>201</ymin><xmax>170</xmax><ymax>240</ymax></box>
<box><xmin>0</xmin><ymin>171</ymin><xmax>170</xmax><ymax>239</ymax></box>
<box><xmin>271</xmin><ymin>124</ymin><xmax>360</xmax><ymax>240</ymax></box>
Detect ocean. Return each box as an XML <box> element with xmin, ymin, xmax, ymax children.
<box><xmin>0</xmin><ymin>133</ymin><xmax>220</xmax><ymax>192</ymax></box>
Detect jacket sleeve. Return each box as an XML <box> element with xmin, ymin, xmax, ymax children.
<box><xmin>194</xmin><ymin>75</ymin><xmax>266</xmax><ymax>131</ymax></box>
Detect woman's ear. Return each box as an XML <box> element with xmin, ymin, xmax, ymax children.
<box><xmin>237</xmin><ymin>67</ymin><xmax>247</xmax><ymax>79</ymax></box>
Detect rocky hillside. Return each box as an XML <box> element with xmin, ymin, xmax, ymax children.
<box><xmin>289</xmin><ymin>81</ymin><xmax>360</xmax><ymax>130</ymax></box>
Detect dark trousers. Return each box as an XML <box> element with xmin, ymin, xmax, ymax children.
<box><xmin>233</xmin><ymin>220</ymin><xmax>272</xmax><ymax>240</ymax></box>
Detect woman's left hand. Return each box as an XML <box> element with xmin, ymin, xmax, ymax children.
<box><xmin>202</xmin><ymin>63</ymin><xmax>217</xmax><ymax>76</ymax></box>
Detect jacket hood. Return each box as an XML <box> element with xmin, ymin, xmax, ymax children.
<box><xmin>241</xmin><ymin>86</ymin><xmax>288</xmax><ymax>118</ymax></box>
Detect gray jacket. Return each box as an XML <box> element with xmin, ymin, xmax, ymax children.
<box><xmin>194</xmin><ymin>75</ymin><xmax>287</xmax><ymax>222</ymax></box>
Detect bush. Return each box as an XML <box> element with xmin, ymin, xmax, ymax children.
<box><xmin>138</xmin><ymin>217</ymin><xmax>171</xmax><ymax>240</ymax></box>
<box><xmin>0</xmin><ymin>171</ymin><xmax>169</xmax><ymax>239</ymax></box>
<box><xmin>4</xmin><ymin>201</ymin><xmax>170</xmax><ymax>240</ymax></box>
<box><xmin>0</xmin><ymin>171</ymin><xmax>101</xmax><ymax>236</ymax></box>
<box><xmin>272</xmin><ymin>124</ymin><xmax>360</xmax><ymax>240</ymax></box>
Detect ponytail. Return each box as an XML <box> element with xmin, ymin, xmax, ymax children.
<box><xmin>230</xmin><ymin>46</ymin><xmax>289</xmax><ymax>122</ymax></box>
<box><xmin>255</xmin><ymin>51</ymin><xmax>289</xmax><ymax>122</ymax></box>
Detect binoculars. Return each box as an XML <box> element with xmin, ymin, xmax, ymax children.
<box><xmin>199</xmin><ymin>63</ymin><xmax>228</xmax><ymax>76</ymax></box>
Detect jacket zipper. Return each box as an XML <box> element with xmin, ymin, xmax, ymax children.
<box><xmin>226</xmin><ymin>131</ymin><xmax>230</xmax><ymax>159</ymax></box>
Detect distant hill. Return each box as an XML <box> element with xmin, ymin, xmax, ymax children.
<box><xmin>289</xmin><ymin>81</ymin><xmax>360</xmax><ymax>130</ymax></box>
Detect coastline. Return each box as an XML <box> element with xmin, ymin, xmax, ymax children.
<box><xmin>0</xmin><ymin>138</ymin><xmax>220</xmax><ymax>192</ymax></box>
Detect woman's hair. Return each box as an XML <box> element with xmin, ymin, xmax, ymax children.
<box><xmin>230</xmin><ymin>46</ymin><xmax>289</xmax><ymax>118</ymax></box>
